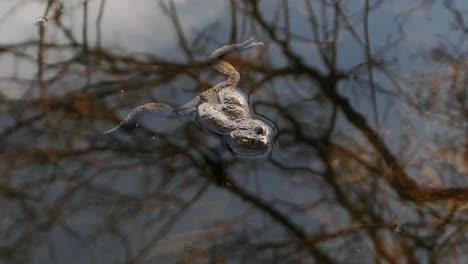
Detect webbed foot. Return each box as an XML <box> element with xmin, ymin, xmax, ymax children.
<box><xmin>239</xmin><ymin>37</ymin><xmax>264</xmax><ymax>50</ymax></box>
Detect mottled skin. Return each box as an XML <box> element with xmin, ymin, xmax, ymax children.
<box><xmin>104</xmin><ymin>38</ymin><xmax>275</xmax><ymax>155</ymax></box>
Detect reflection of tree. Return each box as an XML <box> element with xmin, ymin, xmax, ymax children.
<box><xmin>0</xmin><ymin>0</ymin><xmax>467</xmax><ymax>263</ymax></box>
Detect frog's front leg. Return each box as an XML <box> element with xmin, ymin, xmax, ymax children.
<box><xmin>196</xmin><ymin>103</ymin><xmax>239</xmax><ymax>135</ymax></box>
<box><xmin>219</xmin><ymin>88</ymin><xmax>251</xmax><ymax>121</ymax></box>
<box><xmin>219</xmin><ymin>88</ymin><xmax>249</xmax><ymax>108</ymax></box>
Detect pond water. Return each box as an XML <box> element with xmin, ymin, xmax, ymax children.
<box><xmin>0</xmin><ymin>0</ymin><xmax>467</xmax><ymax>263</ymax></box>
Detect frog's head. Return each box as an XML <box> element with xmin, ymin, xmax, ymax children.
<box><xmin>224</xmin><ymin>118</ymin><xmax>275</xmax><ymax>156</ymax></box>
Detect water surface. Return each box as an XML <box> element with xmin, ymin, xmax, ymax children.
<box><xmin>0</xmin><ymin>0</ymin><xmax>467</xmax><ymax>263</ymax></box>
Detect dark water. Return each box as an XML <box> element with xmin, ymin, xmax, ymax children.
<box><xmin>0</xmin><ymin>0</ymin><xmax>467</xmax><ymax>263</ymax></box>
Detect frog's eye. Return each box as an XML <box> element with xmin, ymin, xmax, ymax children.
<box><xmin>254</xmin><ymin>126</ymin><xmax>265</xmax><ymax>135</ymax></box>
<box><xmin>239</xmin><ymin>137</ymin><xmax>251</xmax><ymax>145</ymax></box>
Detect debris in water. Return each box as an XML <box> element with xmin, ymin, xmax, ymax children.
<box><xmin>35</xmin><ymin>16</ymin><xmax>48</xmax><ymax>26</ymax></box>
<box><xmin>393</xmin><ymin>225</ymin><xmax>403</xmax><ymax>233</ymax></box>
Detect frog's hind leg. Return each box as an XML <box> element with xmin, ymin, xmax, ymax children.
<box><xmin>202</xmin><ymin>38</ymin><xmax>264</xmax><ymax>100</ymax></box>
<box><xmin>104</xmin><ymin>103</ymin><xmax>174</xmax><ymax>134</ymax></box>
<box><xmin>171</xmin><ymin>39</ymin><xmax>263</xmax><ymax>114</ymax></box>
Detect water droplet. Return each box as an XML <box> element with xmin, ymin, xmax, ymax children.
<box><xmin>120</xmin><ymin>90</ymin><xmax>124</xmax><ymax>93</ymax></box>
<box><xmin>184</xmin><ymin>243</ymin><xmax>193</xmax><ymax>249</ymax></box>
<box><xmin>35</xmin><ymin>16</ymin><xmax>47</xmax><ymax>26</ymax></box>
<box><xmin>135</xmin><ymin>123</ymin><xmax>139</xmax><ymax>127</ymax></box>
<box><xmin>152</xmin><ymin>136</ymin><xmax>156</xmax><ymax>140</ymax></box>
<box><xmin>393</xmin><ymin>225</ymin><xmax>403</xmax><ymax>233</ymax></box>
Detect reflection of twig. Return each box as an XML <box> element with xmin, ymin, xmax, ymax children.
<box><xmin>229</xmin><ymin>0</ymin><xmax>238</xmax><ymax>43</ymax></box>
<box><xmin>2</xmin><ymin>1</ymin><xmax>468</xmax><ymax>262</ymax></box>
<box><xmin>130</xmin><ymin>182</ymin><xmax>210</xmax><ymax>263</ymax></box>
<box><xmin>249</xmin><ymin>0</ymin><xmax>468</xmax><ymax>203</ymax></box>
<box><xmin>83</xmin><ymin>0</ymin><xmax>91</xmax><ymax>86</ymax></box>
<box><xmin>198</xmin><ymin>147</ymin><xmax>335</xmax><ymax>263</ymax></box>
<box><xmin>160</xmin><ymin>0</ymin><xmax>193</xmax><ymax>60</ymax></box>
<box><xmin>226</xmin><ymin>179</ymin><xmax>334</xmax><ymax>263</ymax></box>
<box><xmin>364</xmin><ymin>0</ymin><xmax>380</xmax><ymax>133</ymax></box>
<box><xmin>37</xmin><ymin>13</ymin><xmax>49</xmax><ymax>122</ymax></box>
<box><xmin>96</xmin><ymin>0</ymin><xmax>106</xmax><ymax>56</ymax></box>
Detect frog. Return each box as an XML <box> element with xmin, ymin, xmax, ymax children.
<box><xmin>104</xmin><ymin>38</ymin><xmax>275</xmax><ymax>156</ymax></box>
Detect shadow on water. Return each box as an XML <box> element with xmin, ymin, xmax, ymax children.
<box><xmin>0</xmin><ymin>0</ymin><xmax>467</xmax><ymax>263</ymax></box>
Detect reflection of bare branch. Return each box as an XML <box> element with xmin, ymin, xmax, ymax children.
<box><xmin>131</xmin><ymin>182</ymin><xmax>209</xmax><ymax>263</ymax></box>
<box><xmin>1</xmin><ymin>0</ymin><xmax>468</xmax><ymax>263</ymax></box>
<box><xmin>83</xmin><ymin>0</ymin><xmax>91</xmax><ymax>86</ymax></box>
<box><xmin>160</xmin><ymin>0</ymin><xmax>193</xmax><ymax>61</ymax></box>
<box><xmin>249</xmin><ymin>0</ymin><xmax>468</xmax><ymax>203</ymax></box>
<box><xmin>225</xmin><ymin>180</ymin><xmax>335</xmax><ymax>263</ymax></box>
<box><xmin>364</xmin><ymin>0</ymin><xmax>380</xmax><ymax>132</ymax></box>
<box><xmin>96</xmin><ymin>0</ymin><xmax>106</xmax><ymax>52</ymax></box>
<box><xmin>37</xmin><ymin>21</ymin><xmax>47</xmax><ymax>102</ymax></box>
